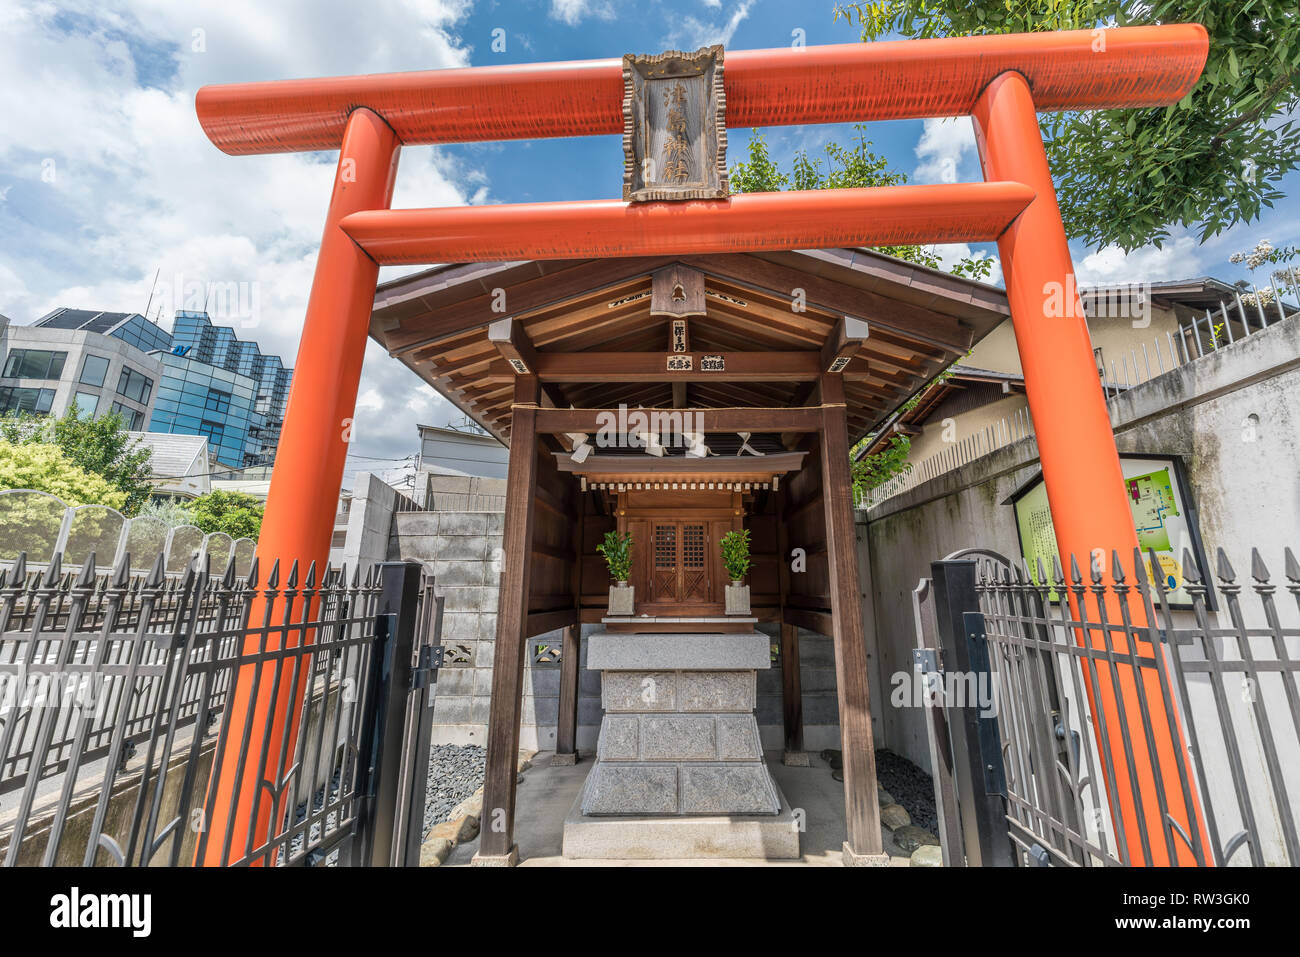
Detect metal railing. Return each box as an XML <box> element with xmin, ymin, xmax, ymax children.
<box><xmin>916</xmin><ymin>546</ymin><xmax>1300</xmax><ymax>867</ymax></box>
<box><xmin>0</xmin><ymin>549</ymin><xmax>441</xmax><ymax>867</ymax></box>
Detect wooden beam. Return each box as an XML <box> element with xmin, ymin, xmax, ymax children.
<box><xmin>476</xmin><ymin>375</ymin><xmax>540</xmax><ymax>865</ymax></box>
<box><xmin>815</xmin><ymin>373</ymin><xmax>884</xmax><ymax>860</ymax></box>
<box><xmin>385</xmin><ymin>257</ymin><xmax>671</xmax><ymax>355</ymax></box>
<box><xmin>487</xmin><ymin>316</ymin><xmax>538</xmax><ymax>375</ymax></box>
<box><xmin>682</xmin><ymin>254</ymin><xmax>973</xmax><ymax>354</ymax></box>
<box><xmin>484</xmin><ymin>351</ymin><xmax>867</xmax><ymax>383</ymax></box>
<box><xmin>534</xmin><ymin>405</ymin><xmax>824</xmax><ymax>434</ymax></box>
<box><xmin>821</xmin><ymin>316</ymin><xmax>871</xmax><ymax>373</ymax></box>
<box><xmin>672</xmin><ymin>381</ymin><xmax>687</xmax><ymax>408</ymax></box>
<box><xmin>524</xmin><ymin>607</ymin><xmax>578</xmax><ymax>637</ymax></box>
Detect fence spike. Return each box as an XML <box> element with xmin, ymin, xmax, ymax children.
<box><xmin>1035</xmin><ymin>556</ymin><xmax>1048</xmax><ymax>588</ymax></box>
<box><xmin>1051</xmin><ymin>554</ymin><xmax>1065</xmax><ymax>587</ymax></box>
<box><xmin>0</xmin><ymin>567</ymin><xmax>6</xmax><ymax>590</ymax></box>
<box><xmin>246</xmin><ymin>555</ymin><xmax>260</xmax><ymax>588</ymax></box>
<box><xmin>111</xmin><ymin>551</ymin><xmax>131</xmax><ymax>588</ymax></box>
<box><xmin>287</xmin><ymin>560</ymin><xmax>300</xmax><ymax>589</ymax></box>
<box><xmin>1285</xmin><ymin>547</ymin><xmax>1300</xmax><ymax>584</ymax></box>
<box><xmin>145</xmin><ymin>551</ymin><xmax>166</xmax><ymax>589</ymax></box>
<box><xmin>46</xmin><ymin>550</ymin><xmax>63</xmax><ymax>584</ymax></box>
<box><xmin>1111</xmin><ymin>549</ymin><xmax>1126</xmax><ymax>584</ymax></box>
<box><xmin>10</xmin><ymin>551</ymin><xmax>26</xmax><ymax>586</ymax></box>
<box><xmin>305</xmin><ymin>560</ymin><xmax>318</xmax><ymax>590</ymax></box>
<box><xmin>1069</xmin><ymin>553</ymin><xmax>1083</xmax><ymax>585</ymax></box>
<box><xmin>351</xmin><ymin>563</ymin><xmax>362</xmax><ymax>589</ymax></box>
<box><xmin>1132</xmin><ymin>547</ymin><xmax>1149</xmax><ymax>585</ymax></box>
<box><xmin>222</xmin><ymin>552</ymin><xmax>238</xmax><ymax>589</ymax></box>
<box><xmin>1216</xmin><ymin>547</ymin><xmax>1236</xmax><ymax>584</ymax></box>
<box><xmin>1089</xmin><ymin>551</ymin><xmax>1104</xmax><ymax>585</ymax></box>
<box><xmin>1011</xmin><ymin>561</ymin><xmax>1024</xmax><ymax>584</ymax></box>
<box><xmin>1249</xmin><ymin>547</ymin><xmax>1270</xmax><ymax>584</ymax></box>
<box><xmin>1181</xmin><ymin>548</ymin><xmax>1202</xmax><ymax>585</ymax></box>
<box><xmin>75</xmin><ymin>554</ymin><xmax>97</xmax><ymax>588</ymax></box>
<box><xmin>267</xmin><ymin>559</ymin><xmax>281</xmax><ymax>590</ymax></box>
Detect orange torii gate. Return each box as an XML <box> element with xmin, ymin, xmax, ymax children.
<box><xmin>194</xmin><ymin>24</ymin><xmax>1210</xmax><ymax>866</ymax></box>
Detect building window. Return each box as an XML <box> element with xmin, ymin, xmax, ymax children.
<box><xmin>0</xmin><ymin>386</ymin><xmax>55</xmax><ymax>414</ymax></box>
<box><xmin>204</xmin><ymin>388</ymin><xmax>231</xmax><ymax>415</ymax></box>
<box><xmin>72</xmin><ymin>391</ymin><xmax>100</xmax><ymax>418</ymax></box>
<box><xmin>110</xmin><ymin>400</ymin><xmax>142</xmax><ymax>430</ymax></box>
<box><xmin>79</xmin><ymin>354</ymin><xmax>110</xmax><ymax>387</ymax></box>
<box><xmin>2</xmin><ymin>349</ymin><xmax>67</xmax><ymax>380</ymax></box>
<box><xmin>117</xmin><ymin>367</ymin><xmax>153</xmax><ymax>404</ymax></box>
<box><xmin>198</xmin><ymin>419</ymin><xmax>225</xmax><ymax>446</ymax></box>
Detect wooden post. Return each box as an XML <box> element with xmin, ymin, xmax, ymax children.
<box><xmin>779</xmin><ymin>623</ymin><xmax>807</xmax><ymax>765</ymax></box>
<box><xmin>554</xmin><ymin>623</ymin><xmax>581</xmax><ymax>764</ymax></box>
<box><xmin>473</xmin><ymin>376</ymin><xmax>540</xmax><ymax>866</ymax></box>
<box><xmin>776</xmin><ymin>486</ymin><xmax>807</xmax><ymax>766</ymax></box>
<box><xmin>816</xmin><ymin>374</ymin><xmax>885</xmax><ymax>864</ymax></box>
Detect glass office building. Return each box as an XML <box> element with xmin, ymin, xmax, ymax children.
<box><xmin>35</xmin><ymin>308</ymin><xmax>173</xmax><ymax>353</ymax></box>
<box><xmin>147</xmin><ymin>352</ymin><xmax>258</xmax><ymax>469</ymax></box>
<box><xmin>170</xmin><ymin>312</ymin><xmax>292</xmax><ymax>466</ymax></box>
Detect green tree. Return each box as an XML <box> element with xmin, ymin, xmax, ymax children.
<box><xmin>730</xmin><ymin>125</ymin><xmax>994</xmax><ymax>279</ymax></box>
<box><xmin>0</xmin><ymin>442</ymin><xmax>128</xmax><ymax>509</ymax></box>
<box><xmin>834</xmin><ymin>1</ymin><xmax>1300</xmax><ymax>250</ymax></box>
<box><xmin>1</xmin><ymin>405</ymin><xmax>154</xmax><ymax>513</ymax></box>
<box><xmin>851</xmin><ymin>434</ymin><xmax>913</xmax><ymax>498</ymax></box>
<box><xmin>184</xmin><ymin>490</ymin><xmax>264</xmax><ymax>539</ymax></box>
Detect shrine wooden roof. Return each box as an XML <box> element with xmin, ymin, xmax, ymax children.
<box><xmin>369</xmin><ymin>248</ymin><xmax>1010</xmax><ymax>446</ymax></box>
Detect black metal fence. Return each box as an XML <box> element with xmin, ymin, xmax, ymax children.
<box><xmin>0</xmin><ymin>550</ymin><xmax>442</xmax><ymax>867</ymax></box>
<box><xmin>915</xmin><ymin>546</ymin><xmax>1300</xmax><ymax>867</ymax></box>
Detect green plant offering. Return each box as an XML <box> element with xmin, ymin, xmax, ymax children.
<box><xmin>719</xmin><ymin>529</ymin><xmax>752</xmax><ymax>582</ymax></box>
<box><xmin>597</xmin><ymin>530</ymin><xmax>634</xmax><ymax>582</ymax></box>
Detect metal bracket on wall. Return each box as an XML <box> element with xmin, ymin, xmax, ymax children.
<box><xmin>411</xmin><ymin>644</ymin><xmax>444</xmax><ymax>690</ymax></box>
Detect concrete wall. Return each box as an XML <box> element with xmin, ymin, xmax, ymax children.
<box><xmin>862</xmin><ymin>313</ymin><xmax>1300</xmax><ymax>780</ymax></box>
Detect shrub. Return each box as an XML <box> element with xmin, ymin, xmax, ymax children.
<box><xmin>596</xmin><ymin>530</ymin><xmax>634</xmax><ymax>582</ymax></box>
<box><xmin>719</xmin><ymin>528</ymin><xmax>752</xmax><ymax>582</ymax></box>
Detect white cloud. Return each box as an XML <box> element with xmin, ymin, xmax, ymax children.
<box><xmin>0</xmin><ymin>1</ymin><xmax>476</xmax><ymax>471</ymax></box>
<box><xmin>1074</xmin><ymin>238</ymin><xmax>1203</xmax><ymax>287</ymax></box>
<box><xmin>664</xmin><ymin>0</ymin><xmax>753</xmax><ymax>49</ymax></box>
<box><xmin>913</xmin><ymin>116</ymin><xmax>976</xmax><ymax>185</ymax></box>
<box><xmin>930</xmin><ymin>244</ymin><xmax>1002</xmax><ymax>287</ymax></box>
<box><xmin>549</xmin><ymin>0</ymin><xmax>615</xmax><ymax>26</ymax></box>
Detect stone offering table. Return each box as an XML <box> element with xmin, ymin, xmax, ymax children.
<box><xmin>562</xmin><ymin>629</ymin><xmax>799</xmax><ymax>860</ymax></box>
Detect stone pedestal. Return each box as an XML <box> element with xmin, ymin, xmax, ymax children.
<box><xmin>564</xmin><ymin>631</ymin><xmax>798</xmax><ymax>859</ymax></box>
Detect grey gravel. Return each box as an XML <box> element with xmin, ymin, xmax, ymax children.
<box><xmin>875</xmin><ymin>748</ymin><xmax>938</xmax><ymax>835</ymax></box>
<box><xmin>422</xmin><ymin>744</ymin><xmax>486</xmax><ymax>839</ymax></box>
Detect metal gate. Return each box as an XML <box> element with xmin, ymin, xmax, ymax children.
<box><xmin>0</xmin><ymin>553</ymin><xmax>442</xmax><ymax>867</ymax></box>
<box><xmin>914</xmin><ymin>546</ymin><xmax>1300</xmax><ymax>867</ymax></box>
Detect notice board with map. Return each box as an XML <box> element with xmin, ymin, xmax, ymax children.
<box><xmin>1009</xmin><ymin>455</ymin><xmax>1212</xmax><ymax>609</ymax></box>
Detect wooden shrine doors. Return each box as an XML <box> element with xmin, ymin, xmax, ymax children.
<box><xmin>620</xmin><ymin>489</ymin><xmax>739</xmax><ymax>616</ymax></box>
<box><xmin>650</xmin><ymin>520</ymin><xmax>711</xmax><ymax>604</ymax></box>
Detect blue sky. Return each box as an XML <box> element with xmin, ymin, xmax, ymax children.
<box><xmin>1</xmin><ymin>0</ymin><xmax>1296</xmax><ymax>486</ymax></box>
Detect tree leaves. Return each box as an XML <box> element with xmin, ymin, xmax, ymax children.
<box><xmin>836</xmin><ymin>0</ymin><xmax>1300</xmax><ymax>251</ymax></box>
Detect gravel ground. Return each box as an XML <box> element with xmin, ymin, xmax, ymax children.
<box><xmin>422</xmin><ymin>744</ymin><xmax>486</xmax><ymax>839</ymax></box>
<box><xmin>875</xmin><ymin>748</ymin><xmax>938</xmax><ymax>835</ymax></box>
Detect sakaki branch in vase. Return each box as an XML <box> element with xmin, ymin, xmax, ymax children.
<box><xmin>720</xmin><ymin>528</ymin><xmax>752</xmax><ymax>616</ymax></box>
<box><xmin>597</xmin><ymin>530</ymin><xmax>635</xmax><ymax>615</ymax></box>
